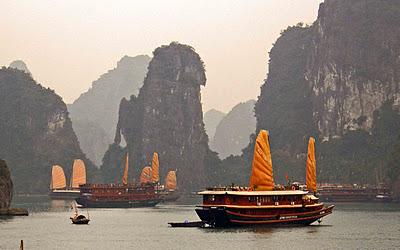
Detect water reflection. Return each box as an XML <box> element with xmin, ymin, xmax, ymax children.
<box><xmin>12</xmin><ymin>195</ymin><xmax>71</xmax><ymax>213</ymax></box>
<box><xmin>0</xmin><ymin>215</ymin><xmax>14</xmax><ymax>223</ymax></box>
<box><xmin>202</xmin><ymin>226</ymin><xmax>275</xmax><ymax>235</ymax></box>
<box><xmin>306</xmin><ymin>225</ymin><xmax>319</xmax><ymax>234</ymax></box>
<box><xmin>2</xmin><ymin>197</ymin><xmax>400</xmax><ymax>249</ymax></box>
<box><xmin>50</xmin><ymin>200</ymin><xmax>68</xmax><ymax>212</ymax></box>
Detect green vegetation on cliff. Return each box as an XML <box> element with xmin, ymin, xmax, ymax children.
<box><xmin>0</xmin><ymin>159</ymin><xmax>13</xmax><ymax>209</ymax></box>
<box><xmin>0</xmin><ymin>67</ymin><xmax>97</xmax><ymax>193</ymax></box>
<box><xmin>252</xmin><ymin>0</ymin><xmax>400</xmax><ymax>188</ymax></box>
<box><xmin>209</xmin><ymin>0</ymin><xmax>400</xmax><ymax>190</ymax></box>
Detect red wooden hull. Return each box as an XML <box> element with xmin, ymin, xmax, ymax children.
<box><xmin>76</xmin><ymin>183</ymin><xmax>162</xmax><ymax>208</ymax></box>
<box><xmin>195</xmin><ymin>205</ymin><xmax>334</xmax><ymax>227</ymax></box>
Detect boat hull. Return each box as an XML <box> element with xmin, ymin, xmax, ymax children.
<box><xmin>319</xmin><ymin>193</ymin><xmax>393</xmax><ymax>202</ymax></box>
<box><xmin>70</xmin><ymin>217</ymin><xmax>90</xmax><ymax>224</ymax></box>
<box><xmin>195</xmin><ymin>205</ymin><xmax>334</xmax><ymax>227</ymax></box>
<box><xmin>49</xmin><ymin>190</ymin><xmax>80</xmax><ymax>200</ymax></box>
<box><xmin>72</xmin><ymin>219</ymin><xmax>90</xmax><ymax>224</ymax></box>
<box><xmin>75</xmin><ymin>197</ymin><xmax>162</xmax><ymax>208</ymax></box>
<box><xmin>161</xmin><ymin>190</ymin><xmax>181</xmax><ymax>202</ymax></box>
<box><xmin>168</xmin><ymin>221</ymin><xmax>205</xmax><ymax>228</ymax></box>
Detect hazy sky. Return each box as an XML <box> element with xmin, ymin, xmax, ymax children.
<box><xmin>1</xmin><ymin>0</ymin><xmax>322</xmax><ymax>112</ymax></box>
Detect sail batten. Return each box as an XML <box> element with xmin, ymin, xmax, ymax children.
<box><xmin>122</xmin><ymin>153</ymin><xmax>129</xmax><ymax>185</ymax></box>
<box><xmin>71</xmin><ymin>159</ymin><xmax>86</xmax><ymax>188</ymax></box>
<box><xmin>249</xmin><ymin>130</ymin><xmax>274</xmax><ymax>191</ymax></box>
<box><xmin>165</xmin><ymin>171</ymin><xmax>177</xmax><ymax>190</ymax></box>
<box><xmin>306</xmin><ymin>137</ymin><xmax>317</xmax><ymax>193</ymax></box>
<box><xmin>51</xmin><ymin>165</ymin><xmax>66</xmax><ymax>189</ymax></box>
<box><xmin>151</xmin><ymin>152</ymin><xmax>159</xmax><ymax>183</ymax></box>
<box><xmin>140</xmin><ymin>166</ymin><xmax>152</xmax><ymax>184</ymax></box>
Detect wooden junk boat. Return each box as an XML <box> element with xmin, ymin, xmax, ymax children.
<box><xmin>76</xmin><ymin>153</ymin><xmax>162</xmax><ymax>208</ymax></box>
<box><xmin>318</xmin><ymin>184</ymin><xmax>392</xmax><ymax>202</ymax></box>
<box><xmin>70</xmin><ymin>201</ymin><xmax>90</xmax><ymax>224</ymax></box>
<box><xmin>195</xmin><ymin>130</ymin><xmax>334</xmax><ymax>227</ymax></box>
<box><xmin>50</xmin><ymin>159</ymin><xmax>86</xmax><ymax>199</ymax></box>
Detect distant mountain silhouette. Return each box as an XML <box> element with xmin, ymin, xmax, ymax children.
<box><xmin>68</xmin><ymin>55</ymin><xmax>151</xmax><ymax>165</ymax></box>
<box><xmin>203</xmin><ymin>109</ymin><xmax>225</xmax><ymax>140</ymax></box>
<box><xmin>211</xmin><ymin>100</ymin><xmax>256</xmax><ymax>159</ymax></box>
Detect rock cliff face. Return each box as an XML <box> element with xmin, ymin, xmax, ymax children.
<box><xmin>68</xmin><ymin>55</ymin><xmax>150</xmax><ymax>165</ymax></box>
<box><xmin>256</xmin><ymin>24</ymin><xmax>315</xmax><ymax>154</ymax></box>
<box><xmin>203</xmin><ymin>109</ymin><xmax>225</xmax><ymax>140</ymax></box>
<box><xmin>104</xmin><ymin>42</ymin><xmax>209</xmax><ymax>190</ymax></box>
<box><xmin>0</xmin><ymin>159</ymin><xmax>13</xmax><ymax>209</ymax></box>
<box><xmin>0</xmin><ymin>67</ymin><xmax>96</xmax><ymax>193</ymax></box>
<box><xmin>211</xmin><ymin>100</ymin><xmax>256</xmax><ymax>159</ymax></box>
<box><xmin>255</xmin><ymin>0</ymin><xmax>400</xmax><ymax>185</ymax></box>
<box><xmin>307</xmin><ymin>0</ymin><xmax>400</xmax><ymax>140</ymax></box>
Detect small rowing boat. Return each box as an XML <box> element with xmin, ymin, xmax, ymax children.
<box><xmin>168</xmin><ymin>221</ymin><xmax>205</xmax><ymax>228</ymax></box>
<box><xmin>70</xmin><ymin>201</ymin><xmax>90</xmax><ymax>224</ymax></box>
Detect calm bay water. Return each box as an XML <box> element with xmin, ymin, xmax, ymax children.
<box><xmin>1</xmin><ymin>196</ymin><xmax>400</xmax><ymax>250</ymax></box>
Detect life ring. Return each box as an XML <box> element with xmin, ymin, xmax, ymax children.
<box><xmin>291</xmin><ymin>186</ymin><xmax>295</xmax><ymax>191</ymax></box>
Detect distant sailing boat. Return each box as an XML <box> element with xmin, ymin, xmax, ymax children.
<box><xmin>70</xmin><ymin>201</ymin><xmax>90</xmax><ymax>224</ymax></box>
<box><xmin>75</xmin><ymin>153</ymin><xmax>162</xmax><ymax>208</ymax></box>
<box><xmin>50</xmin><ymin>159</ymin><xmax>86</xmax><ymax>199</ymax></box>
<box><xmin>140</xmin><ymin>152</ymin><xmax>180</xmax><ymax>201</ymax></box>
<box><xmin>162</xmin><ymin>170</ymin><xmax>180</xmax><ymax>201</ymax></box>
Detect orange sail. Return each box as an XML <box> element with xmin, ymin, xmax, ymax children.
<box><xmin>122</xmin><ymin>153</ymin><xmax>129</xmax><ymax>185</ymax></box>
<box><xmin>140</xmin><ymin>166</ymin><xmax>152</xmax><ymax>184</ymax></box>
<box><xmin>306</xmin><ymin>137</ymin><xmax>317</xmax><ymax>193</ymax></box>
<box><xmin>249</xmin><ymin>130</ymin><xmax>274</xmax><ymax>191</ymax></box>
<box><xmin>71</xmin><ymin>159</ymin><xmax>86</xmax><ymax>188</ymax></box>
<box><xmin>151</xmin><ymin>152</ymin><xmax>159</xmax><ymax>183</ymax></box>
<box><xmin>165</xmin><ymin>171</ymin><xmax>177</xmax><ymax>190</ymax></box>
<box><xmin>51</xmin><ymin>165</ymin><xmax>66</xmax><ymax>190</ymax></box>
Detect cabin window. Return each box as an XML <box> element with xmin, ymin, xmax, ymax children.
<box><xmin>210</xmin><ymin>195</ymin><xmax>215</xmax><ymax>202</ymax></box>
<box><xmin>248</xmin><ymin>196</ymin><xmax>256</xmax><ymax>202</ymax></box>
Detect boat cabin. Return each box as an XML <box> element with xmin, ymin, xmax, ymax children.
<box><xmin>199</xmin><ymin>189</ymin><xmax>319</xmax><ymax>207</ymax></box>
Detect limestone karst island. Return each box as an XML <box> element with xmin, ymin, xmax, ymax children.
<box><xmin>1</xmin><ymin>0</ymin><xmax>400</xmax><ymax>249</ymax></box>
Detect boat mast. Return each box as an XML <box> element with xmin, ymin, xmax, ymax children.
<box><xmin>122</xmin><ymin>153</ymin><xmax>129</xmax><ymax>185</ymax></box>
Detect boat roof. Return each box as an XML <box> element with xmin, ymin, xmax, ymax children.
<box><xmin>197</xmin><ymin>190</ymin><xmax>308</xmax><ymax>196</ymax></box>
<box><xmin>51</xmin><ymin>189</ymin><xmax>80</xmax><ymax>193</ymax></box>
